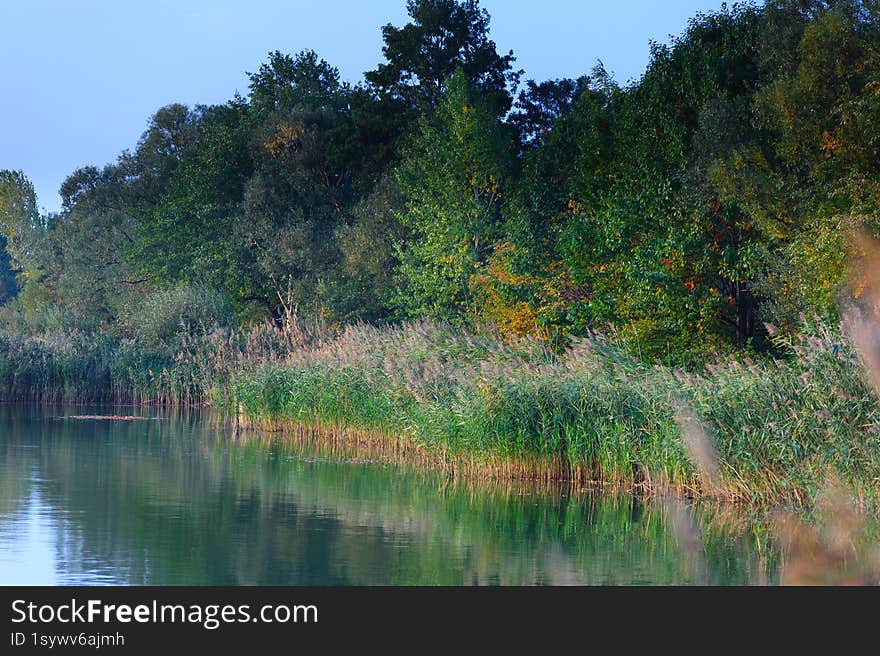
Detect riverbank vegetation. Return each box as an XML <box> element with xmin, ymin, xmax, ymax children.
<box><xmin>214</xmin><ymin>318</ymin><xmax>880</xmax><ymax>511</ymax></box>
<box><xmin>2</xmin><ymin>1</ymin><xmax>880</xmax><ymax>512</ymax></box>
<box><xmin>2</xmin><ymin>314</ymin><xmax>879</xmax><ymax>512</ymax></box>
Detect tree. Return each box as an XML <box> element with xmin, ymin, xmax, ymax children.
<box><xmin>551</xmin><ymin>4</ymin><xmax>770</xmax><ymax>356</ymax></box>
<box><xmin>508</xmin><ymin>77</ymin><xmax>590</xmax><ymax>151</ymax></box>
<box><xmin>473</xmin><ymin>71</ymin><xmax>617</xmax><ymax>342</ymax></box>
<box><xmin>715</xmin><ymin>1</ymin><xmax>880</xmax><ymax>328</ymax></box>
<box><xmin>0</xmin><ymin>235</ymin><xmax>16</xmax><ymax>304</ymax></box>
<box><xmin>248</xmin><ymin>49</ymin><xmax>346</xmax><ymax>114</ymax></box>
<box><xmin>0</xmin><ymin>170</ymin><xmax>42</xmax><ymax>286</ymax></box>
<box><xmin>394</xmin><ymin>70</ymin><xmax>511</xmax><ymax>322</ymax></box>
<box><xmin>133</xmin><ymin>103</ymin><xmax>201</xmax><ymax>202</ymax></box>
<box><xmin>134</xmin><ymin>98</ymin><xmax>252</xmax><ymax>297</ymax></box>
<box><xmin>333</xmin><ymin>176</ymin><xmax>407</xmax><ymax>321</ymax></box>
<box><xmin>46</xmin><ymin>160</ymin><xmax>144</xmax><ymax>326</ymax></box>
<box><xmin>136</xmin><ymin>50</ymin><xmax>359</xmax><ymax>323</ymax></box>
<box><xmin>365</xmin><ymin>0</ymin><xmax>520</xmax><ymax>117</ymax></box>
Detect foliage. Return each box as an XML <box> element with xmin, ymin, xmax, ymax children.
<box><xmin>365</xmin><ymin>0</ymin><xmax>520</xmax><ymax>117</ymax></box>
<box><xmin>8</xmin><ymin>0</ymin><xmax>880</xmax><ymax>362</ymax></box>
<box><xmin>393</xmin><ymin>71</ymin><xmax>511</xmax><ymax>322</ymax></box>
<box><xmin>120</xmin><ymin>283</ymin><xmax>232</xmax><ymax>349</ymax></box>
<box><xmin>0</xmin><ymin>170</ymin><xmax>42</xmax><ymax>291</ymax></box>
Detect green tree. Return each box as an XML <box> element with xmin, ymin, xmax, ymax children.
<box><xmin>716</xmin><ymin>1</ymin><xmax>880</xmax><ymax>328</ymax></box>
<box><xmin>508</xmin><ymin>77</ymin><xmax>590</xmax><ymax>151</ymax></box>
<box><xmin>134</xmin><ymin>98</ymin><xmax>253</xmax><ymax>298</ymax></box>
<box><xmin>554</xmin><ymin>4</ymin><xmax>770</xmax><ymax>356</ymax></box>
<box><xmin>0</xmin><ymin>235</ymin><xmax>16</xmax><ymax>304</ymax></box>
<box><xmin>136</xmin><ymin>51</ymin><xmax>358</xmax><ymax>323</ymax></box>
<box><xmin>394</xmin><ymin>71</ymin><xmax>511</xmax><ymax>322</ymax></box>
<box><xmin>0</xmin><ymin>170</ymin><xmax>42</xmax><ymax>286</ymax></box>
<box><xmin>46</xmin><ymin>160</ymin><xmax>143</xmax><ymax>326</ymax></box>
<box><xmin>365</xmin><ymin>0</ymin><xmax>520</xmax><ymax>117</ymax></box>
<box><xmin>248</xmin><ymin>49</ymin><xmax>346</xmax><ymax>114</ymax></box>
<box><xmin>333</xmin><ymin>176</ymin><xmax>407</xmax><ymax>322</ymax></box>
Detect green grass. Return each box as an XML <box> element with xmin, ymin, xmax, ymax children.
<box><xmin>227</xmin><ymin>320</ymin><xmax>880</xmax><ymax>512</ymax></box>
<box><xmin>2</xmin><ymin>316</ymin><xmax>879</xmax><ymax>512</ymax></box>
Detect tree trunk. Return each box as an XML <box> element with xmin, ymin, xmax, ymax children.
<box><xmin>734</xmin><ymin>280</ymin><xmax>756</xmax><ymax>349</ymax></box>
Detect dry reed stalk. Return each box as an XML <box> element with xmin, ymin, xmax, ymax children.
<box><xmin>673</xmin><ymin>402</ymin><xmax>723</xmax><ymax>496</ymax></box>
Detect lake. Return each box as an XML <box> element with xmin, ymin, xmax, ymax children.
<box><xmin>0</xmin><ymin>405</ymin><xmax>777</xmax><ymax>585</ymax></box>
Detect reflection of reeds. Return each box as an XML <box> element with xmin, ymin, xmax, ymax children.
<box><xmin>219</xmin><ymin>420</ymin><xmax>780</xmax><ymax>584</ymax></box>
<box><xmin>775</xmin><ymin>483</ymin><xmax>880</xmax><ymax>585</ymax></box>
<box><xmin>233</xmin><ymin>418</ymin><xmax>599</xmax><ymax>488</ymax></box>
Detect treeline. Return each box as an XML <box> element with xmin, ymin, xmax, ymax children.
<box><xmin>3</xmin><ymin>0</ymin><xmax>880</xmax><ymax>362</ymax></box>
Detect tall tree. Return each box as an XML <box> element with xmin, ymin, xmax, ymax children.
<box><xmin>248</xmin><ymin>49</ymin><xmax>346</xmax><ymax>114</ymax></box>
<box><xmin>365</xmin><ymin>0</ymin><xmax>520</xmax><ymax>117</ymax></box>
<box><xmin>47</xmin><ymin>160</ymin><xmax>144</xmax><ymax>325</ymax></box>
<box><xmin>394</xmin><ymin>70</ymin><xmax>511</xmax><ymax>321</ymax></box>
<box><xmin>508</xmin><ymin>77</ymin><xmax>590</xmax><ymax>150</ymax></box>
<box><xmin>0</xmin><ymin>170</ymin><xmax>41</xmax><ymax>285</ymax></box>
<box><xmin>134</xmin><ymin>98</ymin><xmax>252</xmax><ymax>295</ymax></box>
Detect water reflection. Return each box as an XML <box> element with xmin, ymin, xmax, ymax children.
<box><xmin>0</xmin><ymin>406</ymin><xmax>778</xmax><ymax>585</ymax></box>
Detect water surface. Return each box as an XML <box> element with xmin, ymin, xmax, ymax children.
<box><xmin>0</xmin><ymin>405</ymin><xmax>777</xmax><ymax>585</ymax></box>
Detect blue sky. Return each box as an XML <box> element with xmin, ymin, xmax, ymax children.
<box><xmin>1</xmin><ymin>0</ymin><xmax>731</xmax><ymax>213</ymax></box>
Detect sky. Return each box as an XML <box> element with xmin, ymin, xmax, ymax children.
<box><xmin>1</xmin><ymin>0</ymin><xmax>732</xmax><ymax>214</ymax></box>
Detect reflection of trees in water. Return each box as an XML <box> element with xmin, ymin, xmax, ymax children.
<box><xmin>0</xmin><ymin>407</ymin><xmax>778</xmax><ymax>585</ymax></box>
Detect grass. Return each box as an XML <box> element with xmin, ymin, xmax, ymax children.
<box><xmin>2</xmin><ymin>314</ymin><xmax>879</xmax><ymax>513</ymax></box>
<box><xmin>0</xmin><ymin>318</ymin><xmax>302</xmax><ymax>405</ymax></box>
<box><xmin>228</xmin><ymin>319</ymin><xmax>880</xmax><ymax>512</ymax></box>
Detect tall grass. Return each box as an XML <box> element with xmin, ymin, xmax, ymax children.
<box><xmin>0</xmin><ymin>317</ymin><xmax>311</xmax><ymax>405</ymax></box>
<box><xmin>3</xmin><ymin>309</ymin><xmax>879</xmax><ymax>512</ymax></box>
<box><xmin>228</xmin><ymin>319</ymin><xmax>880</xmax><ymax>512</ymax></box>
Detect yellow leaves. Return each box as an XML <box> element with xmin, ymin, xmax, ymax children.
<box><xmin>854</xmin><ymin>276</ymin><xmax>867</xmax><ymax>300</ymax></box>
<box><xmin>484</xmin><ymin>173</ymin><xmax>499</xmax><ymax>196</ymax></box>
<box><xmin>265</xmin><ymin>122</ymin><xmax>305</xmax><ymax>156</ymax></box>
<box><xmin>469</xmin><ymin>241</ymin><xmax>581</xmax><ymax>342</ymax></box>
<box><xmin>466</xmin><ymin>171</ymin><xmax>500</xmax><ymax>197</ymax></box>
<box><xmin>820</xmin><ymin>130</ymin><xmax>840</xmax><ymax>155</ymax></box>
<box><xmin>566</xmin><ymin>198</ymin><xmax>584</xmax><ymax>215</ymax></box>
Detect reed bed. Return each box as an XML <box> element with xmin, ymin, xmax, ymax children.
<box><xmin>0</xmin><ymin>318</ymin><xmax>310</xmax><ymax>405</ymax></box>
<box><xmin>228</xmin><ymin>319</ymin><xmax>880</xmax><ymax>512</ymax></box>
<box><xmin>231</xmin><ymin>418</ymin><xmax>599</xmax><ymax>486</ymax></box>
<box><xmin>3</xmin><ymin>314</ymin><xmax>879</xmax><ymax>513</ymax></box>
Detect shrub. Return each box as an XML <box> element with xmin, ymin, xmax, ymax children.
<box><xmin>121</xmin><ymin>283</ymin><xmax>232</xmax><ymax>349</ymax></box>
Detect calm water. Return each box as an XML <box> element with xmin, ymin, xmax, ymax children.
<box><xmin>0</xmin><ymin>405</ymin><xmax>778</xmax><ymax>585</ymax></box>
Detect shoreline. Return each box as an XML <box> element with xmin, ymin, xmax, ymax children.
<box><xmin>229</xmin><ymin>413</ymin><xmax>750</xmax><ymax>505</ymax></box>
<box><xmin>3</xmin><ymin>319</ymin><xmax>880</xmax><ymax>515</ymax></box>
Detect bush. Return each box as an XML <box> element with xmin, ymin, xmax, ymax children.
<box><xmin>122</xmin><ymin>283</ymin><xmax>232</xmax><ymax>349</ymax></box>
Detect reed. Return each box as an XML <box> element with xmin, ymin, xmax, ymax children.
<box><xmin>227</xmin><ymin>319</ymin><xmax>880</xmax><ymax>512</ymax></box>
<box><xmin>3</xmin><ymin>313</ymin><xmax>879</xmax><ymax>512</ymax></box>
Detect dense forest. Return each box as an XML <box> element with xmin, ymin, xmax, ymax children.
<box><xmin>2</xmin><ymin>0</ymin><xmax>880</xmax><ymax>363</ymax></box>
